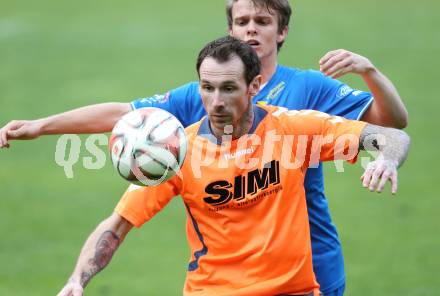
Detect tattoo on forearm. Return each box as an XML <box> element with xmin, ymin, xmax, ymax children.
<box><xmin>359</xmin><ymin>124</ymin><xmax>410</xmax><ymax>167</ymax></box>
<box><xmin>80</xmin><ymin>270</ymin><xmax>94</xmax><ymax>287</ymax></box>
<box><xmin>80</xmin><ymin>230</ymin><xmax>121</xmax><ymax>287</ymax></box>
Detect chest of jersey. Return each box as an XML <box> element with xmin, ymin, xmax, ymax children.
<box><xmin>180</xmin><ymin>126</ymin><xmax>308</xmax><ymax>216</ymax></box>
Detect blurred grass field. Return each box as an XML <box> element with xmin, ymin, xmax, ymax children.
<box><xmin>0</xmin><ymin>0</ymin><xmax>439</xmax><ymax>295</ymax></box>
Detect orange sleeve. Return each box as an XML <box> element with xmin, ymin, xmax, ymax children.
<box><xmin>318</xmin><ymin>115</ymin><xmax>367</xmax><ymax>164</ymax></box>
<box><xmin>278</xmin><ymin>109</ymin><xmax>367</xmax><ymax>166</ymax></box>
<box><xmin>115</xmin><ymin>177</ymin><xmax>182</xmax><ymax>228</ymax></box>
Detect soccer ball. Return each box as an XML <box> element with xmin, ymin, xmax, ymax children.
<box><xmin>109</xmin><ymin>107</ymin><xmax>187</xmax><ymax>186</ymax></box>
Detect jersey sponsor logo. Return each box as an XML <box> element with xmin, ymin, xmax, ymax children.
<box><xmin>223</xmin><ymin>147</ymin><xmax>255</xmax><ymax>160</ymax></box>
<box><xmin>337</xmin><ymin>85</ymin><xmax>354</xmax><ymax>99</ymax></box>
<box><xmin>203</xmin><ymin>160</ymin><xmax>281</xmax><ymax>208</ymax></box>
<box><xmin>138</xmin><ymin>92</ymin><xmax>170</xmax><ymax>104</ymax></box>
<box><xmin>267</xmin><ymin>82</ymin><xmax>286</xmax><ymax>101</ymax></box>
<box><xmin>352</xmin><ymin>90</ymin><xmax>363</xmax><ymax>96</ymax></box>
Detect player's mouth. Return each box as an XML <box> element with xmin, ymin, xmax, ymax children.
<box><xmin>246</xmin><ymin>39</ymin><xmax>261</xmax><ymax>49</ymax></box>
<box><xmin>210</xmin><ymin>114</ymin><xmax>231</xmax><ymax>123</ymax></box>
<box><xmin>211</xmin><ymin>114</ymin><xmax>229</xmax><ymax>119</ymax></box>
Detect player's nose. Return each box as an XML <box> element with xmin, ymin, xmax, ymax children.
<box><xmin>246</xmin><ymin>20</ymin><xmax>258</xmax><ymax>35</ymax></box>
<box><xmin>211</xmin><ymin>91</ymin><xmax>225</xmax><ymax>108</ymax></box>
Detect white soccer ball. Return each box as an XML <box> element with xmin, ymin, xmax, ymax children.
<box><xmin>109</xmin><ymin>107</ymin><xmax>187</xmax><ymax>186</ymax></box>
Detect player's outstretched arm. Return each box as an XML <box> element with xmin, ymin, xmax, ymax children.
<box><xmin>358</xmin><ymin>124</ymin><xmax>410</xmax><ymax>194</ymax></box>
<box><xmin>0</xmin><ymin>102</ymin><xmax>131</xmax><ymax>149</ymax></box>
<box><xmin>319</xmin><ymin>49</ymin><xmax>408</xmax><ymax>128</ymax></box>
<box><xmin>57</xmin><ymin>212</ymin><xmax>133</xmax><ymax>296</ymax></box>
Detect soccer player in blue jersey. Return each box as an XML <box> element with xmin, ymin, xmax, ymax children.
<box><xmin>0</xmin><ymin>0</ymin><xmax>408</xmax><ymax>295</ymax></box>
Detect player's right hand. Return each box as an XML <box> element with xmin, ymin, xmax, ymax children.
<box><xmin>0</xmin><ymin>120</ymin><xmax>42</xmax><ymax>148</ymax></box>
<box><xmin>56</xmin><ymin>282</ymin><xmax>84</xmax><ymax>296</ymax></box>
<box><xmin>360</xmin><ymin>158</ymin><xmax>399</xmax><ymax>194</ymax></box>
<box><xmin>319</xmin><ymin>49</ymin><xmax>375</xmax><ymax>79</ymax></box>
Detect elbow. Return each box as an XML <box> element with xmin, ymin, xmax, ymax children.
<box><xmin>391</xmin><ymin>110</ymin><xmax>409</xmax><ymax>129</ymax></box>
<box><xmin>396</xmin><ymin>115</ymin><xmax>408</xmax><ymax>129</ymax></box>
<box><xmin>396</xmin><ymin>100</ymin><xmax>409</xmax><ymax>129</ymax></box>
<box><xmin>399</xmin><ymin>109</ymin><xmax>409</xmax><ymax>129</ymax></box>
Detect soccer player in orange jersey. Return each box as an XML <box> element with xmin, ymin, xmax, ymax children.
<box><xmin>57</xmin><ymin>37</ymin><xmax>410</xmax><ymax>296</ymax></box>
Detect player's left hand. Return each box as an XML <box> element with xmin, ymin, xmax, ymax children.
<box><xmin>319</xmin><ymin>49</ymin><xmax>375</xmax><ymax>79</ymax></box>
<box><xmin>360</xmin><ymin>158</ymin><xmax>399</xmax><ymax>194</ymax></box>
<box><xmin>56</xmin><ymin>282</ymin><xmax>84</xmax><ymax>296</ymax></box>
<box><xmin>0</xmin><ymin>119</ymin><xmax>42</xmax><ymax>148</ymax></box>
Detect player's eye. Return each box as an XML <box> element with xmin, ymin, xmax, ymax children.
<box><xmin>202</xmin><ymin>85</ymin><xmax>214</xmax><ymax>92</ymax></box>
<box><xmin>224</xmin><ymin>86</ymin><xmax>236</xmax><ymax>93</ymax></box>
<box><xmin>256</xmin><ymin>17</ymin><xmax>271</xmax><ymax>25</ymax></box>
<box><xmin>234</xmin><ymin>19</ymin><xmax>248</xmax><ymax>26</ymax></box>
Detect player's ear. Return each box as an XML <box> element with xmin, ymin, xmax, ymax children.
<box><xmin>249</xmin><ymin>75</ymin><xmax>262</xmax><ymax>97</ymax></box>
<box><xmin>276</xmin><ymin>26</ymin><xmax>289</xmax><ymax>44</ymax></box>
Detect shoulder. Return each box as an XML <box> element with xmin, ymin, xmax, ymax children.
<box><xmin>168</xmin><ymin>81</ymin><xmax>202</xmax><ymax>111</ymax></box>
<box><xmin>171</xmin><ymin>81</ymin><xmax>200</xmax><ymax>95</ymax></box>
<box><xmin>262</xmin><ymin>105</ymin><xmax>330</xmax><ymax>131</ymax></box>
<box><xmin>257</xmin><ymin>105</ymin><xmax>287</xmax><ymax>129</ymax></box>
<box><xmin>276</xmin><ymin>65</ymin><xmax>337</xmax><ymax>89</ymax></box>
<box><xmin>277</xmin><ymin>65</ymin><xmax>324</xmax><ymax>80</ymax></box>
<box><xmin>279</xmin><ymin>65</ymin><xmax>339</xmax><ymax>84</ymax></box>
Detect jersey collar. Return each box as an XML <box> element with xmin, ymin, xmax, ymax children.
<box><xmin>197</xmin><ymin>105</ymin><xmax>268</xmax><ymax>144</ymax></box>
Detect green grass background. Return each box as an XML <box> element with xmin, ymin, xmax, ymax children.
<box><xmin>0</xmin><ymin>0</ymin><xmax>438</xmax><ymax>295</ymax></box>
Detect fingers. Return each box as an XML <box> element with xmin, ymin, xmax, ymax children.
<box><xmin>0</xmin><ymin>121</ymin><xmax>19</xmax><ymax>148</ymax></box>
<box><xmin>390</xmin><ymin>172</ymin><xmax>398</xmax><ymax>194</ymax></box>
<box><xmin>331</xmin><ymin>64</ymin><xmax>354</xmax><ymax>79</ymax></box>
<box><xmin>57</xmin><ymin>284</ymin><xmax>83</xmax><ymax>296</ymax></box>
<box><xmin>376</xmin><ymin>169</ymin><xmax>393</xmax><ymax>193</ymax></box>
<box><xmin>7</xmin><ymin>121</ymin><xmax>26</xmax><ymax>139</ymax></box>
<box><xmin>0</xmin><ymin>120</ymin><xmax>35</xmax><ymax>148</ymax></box>
<box><xmin>0</xmin><ymin>127</ymin><xmax>8</xmax><ymax>148</ymax></box>
<box><xmin>362</xmin><ymin>162</ymin><xmax>376</xmax><ymax>188</ymax></box>
<box><xmin>368</xmin><ymin>167</ymin><xmax>382</xmax><ymax>192</ymax></box>
<box><xmin>320</xmin><ymin>50</ymin><xmax>350</xmax><ymax>75</ymax></box>
<box><xmin>320</xmin><ymin>49</ymin><xmax>374</xmax><ymax>78</ymax></box>
<box><xmin>361</xmin><ymin>162</ymin><xmax>399</xmax><ymax>194</ymax></box>
<box><xmin>319</xmin><ymin>49</ymin><xmax>344</xmax><ymax>65</ymax></box>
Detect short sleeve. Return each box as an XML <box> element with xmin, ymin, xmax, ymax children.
<box><xmin>278</xmin><ymin>109</ymin><xmax>367</xmax><ymax>168</ymax></box>
<box><xmin>115</xmin><ymin>177</ymin><xmax>182</xmax><ymax>228</ymax></box>
<box><xmin>130</xmin><ymin>82</ymin><xmax>205</xmax><ymax>127</ymax></box>
<box><xmin>304</xmin><ymin>70</ymin><xmax>374</xmax><ymax>120</ymax></box>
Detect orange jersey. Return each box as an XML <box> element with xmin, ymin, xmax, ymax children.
<box><xmin>115</xmin><ymin>105</ymin><xmax>367</xmax><ymax>295</ymax></box>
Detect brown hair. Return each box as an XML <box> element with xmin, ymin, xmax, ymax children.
<box><xmin>196</xmin><ymin>36</ymin><xmax>261</xmax><ymax>86</ymax></box>
<box><xmin>226</xmin><ymin>0</ymin><xmax>292</xmax><ymax>51</ymax></box>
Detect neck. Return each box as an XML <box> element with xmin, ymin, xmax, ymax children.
<box><xmin>211</xmin><ymin>105</ymin><xmax>254</xmax><ymax>140</ymax></box>
<box><xmin>259</xmin><ymin>53</ymin><xmax>278</xmax><ymax>85</ymax></box>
